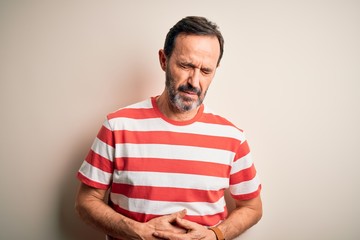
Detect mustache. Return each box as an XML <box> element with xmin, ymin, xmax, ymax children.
<box><xmin>178</xmin><ymin>84</ymin><xmax>201</xmax><ymax>96</ymax></box>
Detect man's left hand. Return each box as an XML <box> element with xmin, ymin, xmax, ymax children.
<box><xmin>153</xmin><ymin>217</ymin><xmax>216</xmax><ymax>240</ymax></box>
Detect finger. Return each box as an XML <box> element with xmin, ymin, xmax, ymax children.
<box><xmin>153</xmin><ymin>231</ymin><xmax>167</xmax><ymax>239</ymax></box>
<box><xmin>153</xmin><ymin>231</ymin><xmax>183</xmax><ymax>240</ymax></box>
<box><xmin>163</xmin><ymin>223</ymin><xmax>187</xmax><ymax>234</ymax></box>
<box><xmin>175</xmin><ymin>217</ymin><xmax>197</xmax><ymax>230</ymax></box>
<box><xmin>166</xmin><ymin>209</ymin><xmax>187</xmax><ymax>222</ymax></box>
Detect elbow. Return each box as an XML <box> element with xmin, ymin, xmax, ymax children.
<box><xmin>74</xmin><ymin>196</ymin><xmax>83</xmax><ymax>218</ymax></box>
<box><xmin>253</xmin><ymin>198</ymin><xmax>263</xmax><ymax>225</ymax></box>
<box><xmin>74</xmin><ymin>187</ymin><xmax>88</xmax><ymax>220</ymax></box>
<box><xmin>75</xmin><ymin>196</ymin><xmax>92</xmax><ymax>224</ymax></box>
<box><xmin>255</xmin><ymin>206</ymin><xmax>263</xmax><ymax>224</ymax></box>
<box><xmin>248</xmin><ymin>195</ymin><xmax>263</xmax><ymax>226</ymax></box>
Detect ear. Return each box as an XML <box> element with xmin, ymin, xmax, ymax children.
<box><xmin>158</xmin><ymin>49</ymin><xmax>167</xmax><ymax>71</ymax></box>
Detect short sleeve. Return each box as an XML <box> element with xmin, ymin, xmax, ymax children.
<box><xmin>229</xmin><ymin>138</ymin><xmax>261</xmax><ymax>200</ymax></box>
<box><xmin>77</xmin><ymin>119</ymin><xmax>115</xmax><ymax>189</ymax></box>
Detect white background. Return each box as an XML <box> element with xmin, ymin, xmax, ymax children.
<box><xmin>0</xmin><ymin>1</ymin><xmax>359</xmax><ymax>239</ymax></box>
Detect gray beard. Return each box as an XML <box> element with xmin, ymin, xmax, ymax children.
<box><xmin>165</xmin><ymin>69</ymin><xmax>206</xmax><ymax>112</ymax></box>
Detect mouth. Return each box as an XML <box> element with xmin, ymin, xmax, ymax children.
<box><xmin>176</xmin><ymin>84</ymin><xmax>202</xmax><ymax>103</ymax></box>
<box><xmin>180</xmin><ymin>90</ymin><xmax>200</xmax><ymax>101</ymax></box>
<box><xmin>179</xmin><ymin>85</ymin><xmax>200</xmax><ymax>95</ymax></box>
<box><xmin>183</xmin><ymin>90</ymin><xmax>198</xmax><ymax>95</ymax></box>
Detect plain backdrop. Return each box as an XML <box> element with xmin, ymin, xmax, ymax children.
<box><xmin>0</xmin><ymin>1</ymin><xmax>359</xmax><ymax>239</ymax></box>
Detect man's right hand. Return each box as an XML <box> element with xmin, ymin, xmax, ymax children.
<box><xmin>135</xmin><ymin>209</ymin><xmax>188</xmax><ymax>239</ymax></box>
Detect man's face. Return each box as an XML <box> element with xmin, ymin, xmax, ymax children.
<box><xmin>161</xmin><ymin>34</ymin><xmax>220</xmax><ymax>112</ymax></box>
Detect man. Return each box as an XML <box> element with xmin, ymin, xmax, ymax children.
<box><xmin>76</xmin><ymin>16</ymin><xmax>262</xmax><ymax>240</ymax></box>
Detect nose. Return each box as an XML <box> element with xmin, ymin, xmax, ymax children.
<box><xmin>188</xmin><ymin>68</ymin><xmax>201</xmax><ymax>89</ymax></box>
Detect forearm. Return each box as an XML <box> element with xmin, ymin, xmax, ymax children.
<box><xmin>75</xmin><ymin>184</ymin><xmax>144</xmax><ymax>239</ymax></box>
<box><xmin>77</xmin><ymin>200</ymin><xmax>142</xmax><ymax>239</ymax></box>
<box><xmin>75</xmin><ymin>183</ymin><xmax>189</xmax><ymax>239</ymax></box>
<box><xmin>217</xmin><ymin>196</ymin><xmax>263</xmax><ymax>240</ymax></box>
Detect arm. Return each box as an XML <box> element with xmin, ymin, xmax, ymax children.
<box><xmin>153</xmin><ymin>195</ymin><xmax>262</xmax><ymax>240</ymax></box>
<box><xmin>75</xmin><ymin>183</ymin><xmax>187</xmax><ymax>240</ymax></box>
<box><xmin>216</xmin><ymin>195</ymin><xmax>263</xmax><ymax>239</ymax></box>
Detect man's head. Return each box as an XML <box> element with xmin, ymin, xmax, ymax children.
<box><xmin>159</xmin><ymin>16</ymin><xmax>224</xmax><ymax>114</ymax></box>
<box><xmin>164</xmin><ymin>16</ymin><xmax>224</xmax><ymax>67</ymax></box>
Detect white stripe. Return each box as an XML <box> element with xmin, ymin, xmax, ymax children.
<box><xmin>110</xmin><ymin>193</ymin><xmax>226</xmax><ymax>216</ymax></box>
<box><xmin>123</xmin><ymin>99</ymin><xmax>152</xmax><ymax>109</ymax></box>
<box><xmin>229</xmin><ymin>174</ymin><xmax>261</xmax><ymax>195</ymax></box>
<box><xmin>78</xmin><ymin>161</ymin><xmax>112</xmax><ymax>185</ymax></box>
<box><xmin>113</xmin><ymin>171</ymin><xmax>229</xmax><ymax>190</ymax></box>
<box><xmin>115</xmin><ymin>143</ymin><xmax>234</xmax><ymax>165</ymax></box>
<box><xmin>108</xmin><ymin>117</ymin><xmax>246</xmax><ymax>141</ymax></box>
<box><xmin>230</xmin><ymin>153</ymin><xmax>254</xmax><ymax>175</ymax></box>
<box><xmin>91</xmin><ymin>137</ymin><xmax>114</xmax><ymax>162</ymax></box>
<box><xmin>191</xmin><ymin>122</ymin><xmax>246</xmax><ymax>141</ymax></box>
<box><xmin>109</xmin><ymin>99</ymin><xmax>152</xmax><ymax>114</ymax></box>
<box><xmin>103</xmin><ymin>119</ymin><xmax>112</xmax><ymax>131</ymax></box>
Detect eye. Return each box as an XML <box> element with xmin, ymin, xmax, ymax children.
<box><xmin>201</xmin><ymin>68</ymin><xmax>212</xmax><ymax>75</ymax></box>
<box><xmin>180</xmin><ymin>63</ymin><xmax>188</xmax><ymax>69</ymax></box>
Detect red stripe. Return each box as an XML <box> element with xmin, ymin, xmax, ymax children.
<box><xmin>200</xmin><ymin>112</ymin><xmax>234</xmax><ymax>126</ymax></box>
<box><xmin>112</xmin><ymin>184</ymin><xmax>224</xmax><ymax>203</ymax></box>
<box><xmin>185</xmin><ymin>212</ymin><xmax>226</xmax><ymax>227</ymax></box>
<box><xmin>231</xmin><ymin>185</ymin><xmax>262</xmax><ymax>200</ymax></box>
<box><xmin>85</xmin><ymin>150</ymin><xmax>113</xmax><ymax>173</ymax></box>
<box><xmin>108</xmin><ymin>108</ymin><xmax>157</xmax><ymax>120</ymax></box>
<box><xmin>114</xmin><ymin>157</ymin><xmax>230</xmax><ymax>177</ymax></box>
<box><xmin>230</xmin><ymin>164</ymin><xmax>257</xmax><ymax>184</ymax></box>
<box><xmin>108</xmin><ymin>108</ymin><xmax>243</xmax><ymax>131</ymax></box>
<box><xmin>113</xmin><ymin>130</ymin><xmax>240</xmax><ymax>151</ymax></box>
<box><xmin>110</xmin><ymin>200</ymin><xmax>227</xmax><ymax>226</ymax></box>
<box><xmin>234</xmin><ymin>140</ymin><xmax>250</xmax><ymax>160</ymax></box>
<box><xmin>77</xmin><ymin>172</ymin><xmax>109</xmax><ymax>189</ymax></box>
<box><xmin>200</xmin><ymin>113</ymin><xmax>244</xmax><ymax>132</ymax></box>
<box><xmin>106</xmin><ymin>104</ymin><xmax>244</xmax><ymax>137</ymax></box>
<box><xmin>97</xmin><ymin>125</ymin><xmax>114</xmax><ymax>146</ymax></box>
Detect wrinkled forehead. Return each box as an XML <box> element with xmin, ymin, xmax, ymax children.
<box><xmin>172</xmin><ymin>34</ymin><xmax>220</xmax><ymax>65</ymax></box>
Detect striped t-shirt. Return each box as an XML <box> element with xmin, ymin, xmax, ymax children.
<box><xmin>78</xmin><ymin>97</ymin><xmax>261</xmax><ymax>227</ymax></box>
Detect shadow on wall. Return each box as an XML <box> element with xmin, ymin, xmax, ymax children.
<box><xmin>58</xmin><ymin>142</ymin><xmax>105</xmax><ymax>240</ymax></box>
<box><xmin>57</xmin><ymin>61</ymin><xmax>158</xmax><ymax>239</ymax></box>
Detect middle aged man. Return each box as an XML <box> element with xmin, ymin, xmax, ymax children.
<box><xmin>76</xmin><ymin>16</ymin><xmax>262</xmax><ymax>240</ymax></box>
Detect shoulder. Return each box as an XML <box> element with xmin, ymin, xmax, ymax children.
<box><xmin>201</xmin><ymin>106</ymin><xmax>247</xmax><ymax>142</ymax></box>
<box><xmin>106</xmin><ymin>98</ymin><xmax>154</xmax><ymax>120</ymax></box>
<box><xmin>202</xmin><ymin>106</ymin><xmax>243</xmax><ymax>131</ymax></box>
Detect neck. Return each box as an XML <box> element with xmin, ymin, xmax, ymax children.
<box><xmin>156</xmin><ymin>92</ymin><xmax>200</xmax><ymax>121</ymax></box>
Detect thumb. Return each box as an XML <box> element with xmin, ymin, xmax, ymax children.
<box><xmin>176</xmin><ymin>209</ymin><xmax>187</xmax><ymax>219</ymax></box>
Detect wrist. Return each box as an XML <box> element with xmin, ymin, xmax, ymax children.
<box><xmin>208</xmin><ymin>228</ymin><xmax>217</xmax><ymax>240</ymax></box>
<box><xmin>208</xmin><ymin>226</ymin><xmax>225</xmax><ymax>240</ymax></box>
<box><xmin>118</xmin><ymin>217</ymin><xmax>143</xmax><ymax>239</ymax></box>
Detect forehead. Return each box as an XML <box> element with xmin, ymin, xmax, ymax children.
<box><xmin>172</xmin><ymin>34</ymin><xmax>220</xmax><ymax>65</ymax></box>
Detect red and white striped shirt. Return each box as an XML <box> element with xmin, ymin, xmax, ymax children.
<box><xmin>78</xmin><ymin>97</ymin><xmax>261</xmax><ymax>228</ymax></box>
